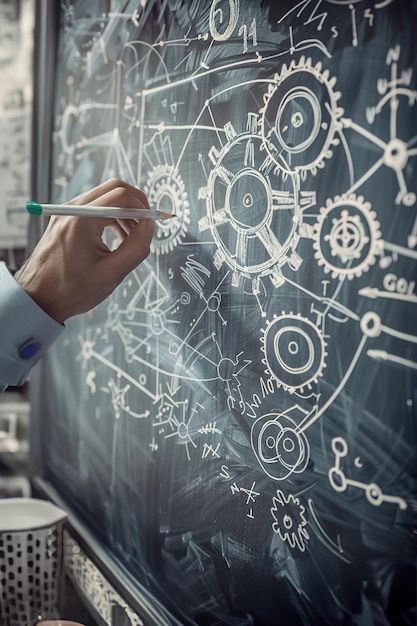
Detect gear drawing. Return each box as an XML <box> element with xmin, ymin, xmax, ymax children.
<box><xmin>261</xmin><ymin>312</ymin><xmax>327</xmax><ymax>392</ymax></box>
<box><xmin>259</xmin><ymin>56</ymin><xmax>343</xmax><ymax>178</ymax></box>
<box><xmin>312</xmin><ymin>193</ymin><xmax>382</xmax><ymax>279</ymax></box>
<box><xmin>145</xmin><ymin>164</ymin><xmax>190</xmax><ymax>254</ymax></box>
<box><xmin>199</xmin><ymin>113</ymin><xmax>311</xmax><ymax>290</ymax></box>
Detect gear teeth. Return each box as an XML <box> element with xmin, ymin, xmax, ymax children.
<box><xmin>312</xmin><ymin>193</ymin><xmax>382</xmax><ymax>280</ymax></box>
<box><xmin>261</xmin><ymin>313</ymin><xmax>326</xmax><ymax>392</ymax></box>
<box><xmin>145</xmin><ymin>164</ymin><xmax>189</xmax><ymax>255</ymax></box>
<box><xmin>260</xmin><ymin>56</ymin><xmax>341</xmax><ymax>178</ymax></box>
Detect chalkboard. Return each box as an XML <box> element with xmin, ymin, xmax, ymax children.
<box><xmin>32</xmin><ymin>1</ymin><xmax>417</xmax><ymax>624</ymax></box>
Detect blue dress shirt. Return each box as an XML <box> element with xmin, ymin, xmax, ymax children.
<box><xmin>0</xmin><ymin>262</ymin><xmax>65</xmax><ymax>392</ymax></box>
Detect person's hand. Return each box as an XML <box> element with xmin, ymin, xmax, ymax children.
<box><xmin>14</xmin><ymin>178</ymin><xmax>155</xmax><ymax>323</ymax></box>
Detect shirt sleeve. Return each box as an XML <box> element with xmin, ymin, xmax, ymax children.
<box><xmin>0</xmin><ymin>261</ymin><xmax>65</xmax><ymax>392</ymax></box>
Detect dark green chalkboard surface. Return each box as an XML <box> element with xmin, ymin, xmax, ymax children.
<box><xmin>32</xmin><ymin>1</ymin><xmax>417</xmax><ymax>624</ymax></box>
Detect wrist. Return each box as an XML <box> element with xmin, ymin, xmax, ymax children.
<box><xmin>14</xmin><ymin>266</ymin><xmax>67</xmax><ymax>324</ymax></box>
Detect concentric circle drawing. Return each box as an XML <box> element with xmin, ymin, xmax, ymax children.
<box><xmin>260</xmin><ymin>56</ymin><xmax>342</xmax><ymax>177</ymax></box>
<box><xmin>313</xmin><ymin>193</ymin><xmax>381</xmax><ymax>279</ymax></box>
<box><xmin>145</xmin><ymin>164</ymin><xmax>190</xmax><ymax>254</ymax></box>
<box><xmin>261</xmin><ymin>313</ymin><xmax>327</xmax><ymax>391</ymax></box>
<box><xmin>251</xmin><ymin>412</ymin><xmax>310</xmax><ymax>480</ymax></box>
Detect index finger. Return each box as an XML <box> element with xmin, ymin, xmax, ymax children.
<box><xmin>66</xmin><ymin>178</ymin><xmax>149</xmax><ymax>208</ymax></box>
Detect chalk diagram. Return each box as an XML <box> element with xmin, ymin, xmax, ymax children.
<box><xmin>259</xmin><ymin>56</ymin><xmax>343</xmax><ymax>177</ymax></box>
<box><xmin>328</xmin><ymin>437</ymin><xmax>408</xmax><ymax>510</ymax></box>
<box><xmin>145</xmin><ymin>164</ymin><xmax>190</xmax><ymax>253</ymax></box>
<box><xmin>198</xmin><ymin>111</ymin><xmax>315</xmax><ymax>291</ymax></box>
<box><xmin>48</xmin><ymin>3</ymin><xmax>416</xmax><ymax>607</ymax></box>
<box><xmin>312</xmin><ymin>193</ymin><xmax>382</xmax><ymax>279</ymax></box>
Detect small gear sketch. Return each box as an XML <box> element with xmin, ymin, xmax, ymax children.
<box><xmin>261</xmin><ymin>312</ymin><xmax>327</xmax><ymax>392</ymax></box>
<box><xmin>313</xmin><ymin>193</ymin><xmax>382</xmax><ymax>279</ymax></box>
<box><xmin>145</xmin><ymin>164</ymin><xmax>190</xmax><ymax>254</ymax></box>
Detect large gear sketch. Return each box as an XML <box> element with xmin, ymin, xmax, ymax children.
<box><xmin>198</xmin><ymin>112</ymin><xmax>315</xmax><ymax>289</ymax></box>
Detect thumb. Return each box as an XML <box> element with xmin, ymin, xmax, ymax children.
<box><xmin>105</xmin><ymin>218</ymin><xmax>155</xmax><ymax>282</ymax></box>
